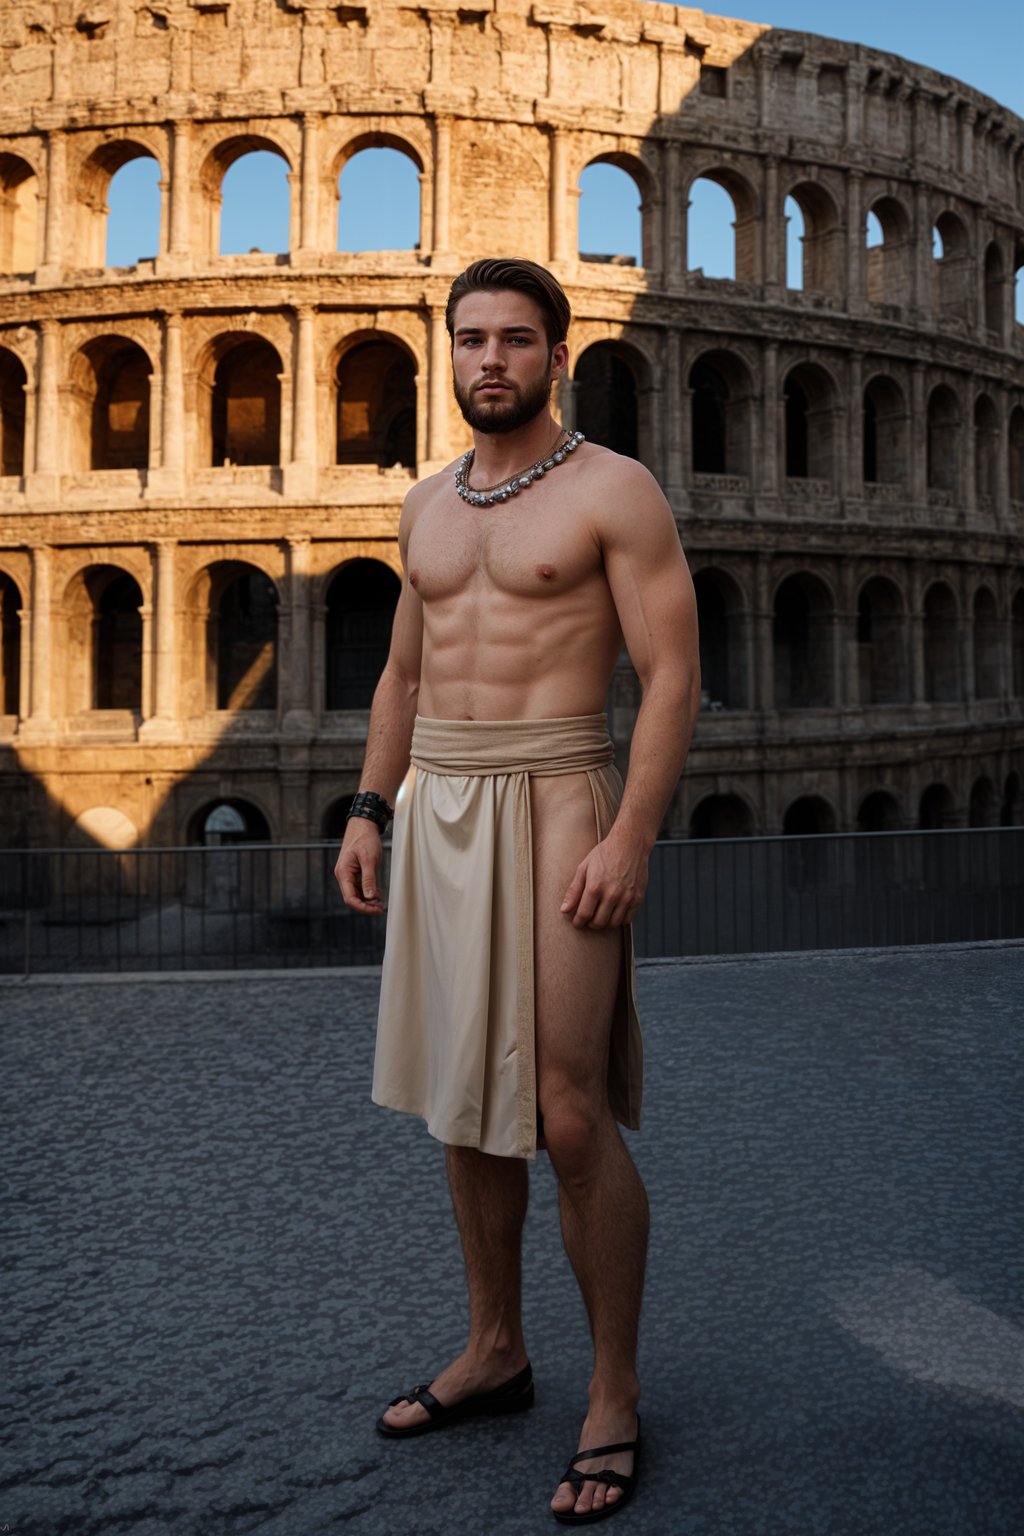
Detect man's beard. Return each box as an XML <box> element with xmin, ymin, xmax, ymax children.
<box><xmin>453</xmin><ymin>370</ymin><xmax>553</xmax><ymax>434</ymax></box>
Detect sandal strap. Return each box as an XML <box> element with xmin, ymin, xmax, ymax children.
<box><xmin>570</xmin><ymin>1438</ymin><xmax>638</xmax><ymax>1465</ymax></box>
<box><xmin>388</xmin><ymin>1383</ymin><xmax>445</xmax><ymax>1419</ymax></box>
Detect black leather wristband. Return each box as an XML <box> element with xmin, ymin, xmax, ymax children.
<box><xmin>346</xmin><ymin>790</ymin><xmax>394</xmax><ymax>831</ymax></box>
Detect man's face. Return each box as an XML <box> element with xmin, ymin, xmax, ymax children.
<box><xmin>450</xmin><ymin>289</ymin><xmax>568</xmax><ymax>435</ymax></box>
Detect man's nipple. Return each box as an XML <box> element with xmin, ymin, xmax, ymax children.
<box><xmin>409</xmin><ymin>570</ymin><xmax>420</xmax><ymax>588</ymax></box>
<box><xmin>536</xmin><ymin>564</ymin><xmax>557</xmax><ymax>582</ymax></box>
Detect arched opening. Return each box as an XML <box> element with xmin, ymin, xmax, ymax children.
<box><xmin>968</xmin><ymin>776</ymin><xmax>998</xmax><ymax>827</ymax></box>
<box><xmin>336</xmin><ymin>339</ymin><xmax>416</xmax><ymax>468</ymax></box>
<box><xmin>693</xmin><ymin>568</ymin><xmax>748</xmax><ymax>709</ymax></box>
<box><xmin>984</xmin><ymin>243</ymin><xmax>1004</xmax><ymax>340</ymax></box>
<box><xmin>1008</xmin><ymin>407</ymin><xmax>1024</xmax><ymax>503</ymax></box>
<box><xmin>106</xmin><ymin>155</ymin><xmax>162</xmax><ymax>267</ymax></box>
<box><xmin>926</xmin><ymin>385</ymin><xmax>961</xmax><ymax>496</ymax></box>
<box><xmin>923</xmin><ymin>582</ymin><xmax>960</xmax><ymax>702</ymax></box>
<box><xmin>202</xmin><ymin>335</ymin><xmax>283</xmax><ymax>467</ymax></box>
<box><xmin>322</xmin><ymin>796</ymin><xmax>356</xmax><ymax>842</ymax></box>
<box><xmin>784</xmin><ymin>182</ymin><xmax>839</xmax><ymax>294</ymax></box>
<box><xmin>689</xmin><ymin>351</ymin><xmax>752</xmax><ymax>477</ymax></box>
<box><xmin>932</xmin><ymin>212</ymin><xmax>970</xmax><ymax>323</ymax></box>
<box><xmin>784</xmin><ymin>363</ymin><xmax>836</xmax><ymax>484</ymax></box>
<box><xmin>689</xmin><ymin>794</ymin><xmax>754</xmax><ymax>838</ymax></box>
<box><xmin>0</xmin><ymin>573</ymin><xmax>22</xmax><ymax>717</ymax></box>
<box><xmin>0</xmin><ymin>153</ymin><xmax>39</xmax><ymax>274</ymax></box>
<box><xmin>338</xmin><ymin>143</ymin><xmax>422</xmax><ymax>253</ymax></box>
<box><xmin>919</xmin><ymin>782</ymin><xmax>955</xmax><ymax>830</ymax></box>
<box><xmin>862</xmin><ymin>375</ymin><xmax>906</xmax><ymax>487</ymax></box>
<box><xmin>575</xmin><ymin>343</ymin><xmax>641</xmax><ymax>461</ymax></box>
<box><xmin>773</xmin><ymin>573</ymin><xmax>834</xmax><ymax>708</ymax></box>
<box><xmin>972</xmin><ymin>587</ymin><xmax>1000</xmax><ymax>698</ymax></box>
<box><xmin>857</xmin><ymin>577</ymin><xmax>908</xmax><ymax>704</ymax></box>
<box><xmin>783</xmin><ymin>796</ymin><xmax>836</xmax><ymax>835</ymax></box>
<box><xmin>865</xmin><ymin>197</ymin><xmax>911</xmax><ymax>308</ymax></box>
<box><xmin>206</xmin><ymin>564</ymin><xmax>278</xmax><ymax>711</ymax></box>
<box><xmin>1002</xmin><ymin>771</ymin><xmax>1022</xmax><ymax>826</ymax></box>
<box><xmin>973</xmin><ymin>394</ymin><xmax>999</xmax><ymax>506</ymax></box>
<box><xmin>69</xmin><ymin>338</ymin><xmax>152</xmax><ymax>472</ymax></box>
<box><xmin>208</xmin><ymin>140</ymin><xmax>291</xmax><ymax>257</ymax></box>
<box><xmin>191</xmin><ymin>799</ymin><xmax>271</xmax><ymax>845</ymax></box>
<box><xmin>1012</xmin><ymin>589</ymin><xmax>1024</xmax><ymax>699</ymax></box>
<box><xmin>857</xmin><ymin>791</ymin><xmax>902</xmax><ymax>832</ymax></box>
<box><xmin>95</xmin><ymin>573</ymin><xmax>144</xmax><ymax>710</ymax></box>
<box><xmin>578</xmin><ymin>158</ymin><xmax>643</xmax><ymax>267</ymax></box>
<box><xmin>0</xmin><ymin>347</ymin><xmax>27</xmax><ymax>477</ymax></box>
<box><xmin>324</xmin><ymin>560</ymin><xmax>401</xmax><ymax>709</ymax></box>
<box><xmin>688</xmin><ymin>172</ymin><xmax>757</xmax><ymax>282</ymax></box>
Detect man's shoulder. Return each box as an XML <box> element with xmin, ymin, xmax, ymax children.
<box><xmin>576</xmin><ymin>441</ymin><xmax>662</xmax><ymax>493</ymax></box>
<box><xmin>573</xmin><ymin>442</ymin><xmax>672</xmax><ymax>525</ymax></box>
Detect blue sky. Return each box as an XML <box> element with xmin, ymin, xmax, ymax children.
<box><xmin>106</xmin><ymin>0</ymin><xmax>1023</xmax><ymax>305</ymax></box>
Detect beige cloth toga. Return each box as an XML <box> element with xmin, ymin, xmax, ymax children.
<box><xmin>371</xmin><ymin>713</ymin><xmax>643</xmax><ymax>1158</ymax></box>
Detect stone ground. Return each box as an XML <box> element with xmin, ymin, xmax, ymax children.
<box><xmin>1</xmin><ymin>943</ymin><xmax>1022</xmax><ymax>1536</ymax></box>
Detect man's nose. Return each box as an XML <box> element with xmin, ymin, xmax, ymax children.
<box><xmin>480</xmin><ymin>341</ymin><xmax>506</xmax><ymax>371</ymax></box>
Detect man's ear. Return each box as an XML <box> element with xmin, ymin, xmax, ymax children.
<box><xmin>551</xmin><ymin>340</ymin><xmax>569</xmax><ymax>378</ymax></box>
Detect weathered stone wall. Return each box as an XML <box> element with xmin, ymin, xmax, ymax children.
<box><xmin>1</xmin><ymin>0</ymin><xmax>1023</xmax><ymax>846</ymax></box>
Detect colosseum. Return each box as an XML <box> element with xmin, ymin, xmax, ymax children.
<box><xmin>1</xmin><ymin>0</ymin><xmax>1023</xmax><ymax>851</ymax></box>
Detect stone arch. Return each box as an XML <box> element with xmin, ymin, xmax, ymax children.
<box><xmin>0</xmin><ymin>345</ymin><xmax>27</xmax><ymax>477</ymax></box>
<box><xmin>1008</xmin><ymin>406</ymin><xmax>1024</xmax><ymax>502</ymax></box>
<box><xmin>106</xmin><ymin>156</ymin><xmax>162</xmax><ymax>268</ymax></box>
<box><xmin>857</xmin><ymin>790</ymin><xmax>902</xmax><ymax>831</ymax></box>
<box><xmin>689</xmin><ymin>792</ymin><xmax>756</xmax><ymax>838</ymax></box>
<box><xmin>67</xmin><ymin>335</ymin><xmax>153</xmax><ymax>472</ymax></box>
<box><xmin>197</xmin><ymin>332</ymin><xmax>283</xmax><ymax>467</ymax></box>
<box><xmin>974</xmin><ymin>393</ymin><xmax>999</xmax><ymax>505</ymax></box>
<box><xmin>783</xmin><ymin>179</ymin><xmax>840</xmax><ymax>294</ymax></box>
<box><xmin>865</xmin><ymin>194</ymin><xmax>911</xmax><ymax>308</ymax></box>
<box><xmin>74</xmin><ymin>139</ymin><xmax>164</xmax><ymax>270</ymax></box>
<box><xmin>197</xmin><ymin>560</ymin><xmax>280</xmax><ymax>712</ymax></box>
<box><xmin>926</xmin><ymin>384</ymin><xmax>962</xmax><ymax>495</ymax></box>
<box><xmin>919</xmin><ymin>781</ymin><xmax>956</xmax><ymax>829</ymax></box>
<box><xmin>0</xmin><ymin>152</ymin><xmax>39</xmax><ymax>274</ymax></box>
<box><xmin>574</xmin><ymin>340</ymin><xmax>651</xmax><ymax>462</ymax></box>
<box><xmin>783</xmin><ymin>795</ymin><xmax>837</xmax><ymax>834</ymax></box>
<box><xmin>578</xmin><ymin>153</ymin><xmax>649</xmax><ymax>268</ymax></box>
<box><xmin>324</xmin><ymin>558</ymin><xmax>401</xmax><ymax>710</ymax></box>
<box><xmin>857</xmin><ymin>576</ymin><xmax>909</xmax><ymax>704</ymax></box>
<box><xmin>0</xmin><ymin>570</ymin><xmax>22</xmax><ymax>717</ymax></box>
<box><xmin>972</xmin><ymin>585</ymin><xmax>1000</xmax><ymax>698</ymax></box>
<box><xmin>689</xmin><ymin>349</ymin><xmax>753</xmax><ymax>477</ymax></box>
<box><xmin>784</xmin><ymin>361</ymin><xmax>837</xmax><ymax>484</ymax></box>
<box><xmin>336</xmin><ymin>134</ymin><xmax>424</xmax><ymax>253</ymax></box>
<box><xmin>923</xmin><ymin>580</ymin><xmax>961</xmax><ymax>702</ymax></box>
<box><xmin>968</xmin><ymin>775</ymin><xmax>999</xmax><ymax>827</ymax></box>
<box><xmin>188</xmin><ymin>797</ymin><xmax>272</xmax><ymax>844</ymax></box>
<box><xmin>62</xmin><ymin>563</ymin><xmax>143</xmax><ymax>714</ymax></box>
<box><xmin>932</xmin><ymin>210</ymin><xmax>971</xmax><ymax>323</ymax></box>
<box><xmin>1011</xmin><ymin>588</ymin><xmax>1024</xmax><ymax>698</ymax></box>
<box><xmin>199</xmin><ymin>133</ymin><xmax>293</xmax><ymax>257</ymax></box>
<box><xmin>333</xmin><ymin>333</ymin><xmax>417</xmax><ymax>469</ymax></box>
<box><xmin>862</xmin><ymin>374</ymin><xmax>906</xmax><ymax>487</ymax></box>
<box><xmin>687</xmin><ymin>166</ymin><xmax>760</xmax><ymax>282</ymax></box>
<box><xmin>773</xmin><ymin>571</ymin><xmax>835</xmax><ymax>708</ymax></box>
<box><xmin>693</xmin><ymin>566</ymin><xmax>749</xmax><ymax>709</ymax></box>
<box><xmin>984</xmin><ymin>241</ymin><xmax>1005</xmax><ymax>340</ymax></box>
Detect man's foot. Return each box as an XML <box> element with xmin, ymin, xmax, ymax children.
<box><xmin>550</xmin><ymin>1406</ymin><xmax>640</xmax><ymax>1523</ymax></box>
<box><xmin>376</xmin><ymin>1351</ymin><xmax>532</xmax><ymax>1436</ymax></box>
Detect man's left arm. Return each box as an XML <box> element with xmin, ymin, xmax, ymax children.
<box><xmin>561</xmin><ymin>461</ymin><xmax>701</xmax><ymax>930</ymax></box>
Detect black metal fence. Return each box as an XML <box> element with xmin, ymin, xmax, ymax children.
<box><xmin>0</xmin><ymin>827</ymin><xmax>1021</xmax><ymax>977</ymax></box>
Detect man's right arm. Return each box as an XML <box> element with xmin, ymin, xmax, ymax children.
<box><xmin>334</xmin><ymin>491</ymin><xmax>425</xmax><ymax>914</ymax></box>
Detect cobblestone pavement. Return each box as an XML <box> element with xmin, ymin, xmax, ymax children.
<box><xmin>2</xmin><ymin>944</ymin><xmax>1022</xmax><ymax>1536</ymax></box>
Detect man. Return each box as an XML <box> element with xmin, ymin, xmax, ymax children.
<box><xmin>335</xmin><ymin>257</ymin><xmax>700</xmax><ymax>1524</ymax></box>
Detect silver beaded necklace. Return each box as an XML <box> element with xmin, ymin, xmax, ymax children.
<box><xmin>454</xmin><ymin>429</ymin><xmax>586</xmax><ymax>508</ymax></box>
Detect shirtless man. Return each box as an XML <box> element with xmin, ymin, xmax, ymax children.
<box><xmin>335</xmin><ymin>257</ymin><xmax>700</xmax><ymax>1523</ymax></box>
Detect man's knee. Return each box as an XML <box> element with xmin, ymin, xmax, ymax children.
<box><xmin>539</xmin><ymin>1087</ymin><xmax>607</xmax><ymax>1185</ymax></box>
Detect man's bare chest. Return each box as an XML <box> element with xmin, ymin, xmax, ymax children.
<box><xmin>408</xmin><ymin>495</ymin><xmax>601</xmax><ymax>602</ymax></box>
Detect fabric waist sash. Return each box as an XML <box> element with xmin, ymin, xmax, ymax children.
<box><xmin>410</xmin><ymin>712</ymin><xmax>616</xmax><ymax>778</ymax></box>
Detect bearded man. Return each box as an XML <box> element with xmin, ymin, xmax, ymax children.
<box><xmin>335</xmin><ymin>257</ymin><xmax>700</xmax><ymax>1524</ymax></box>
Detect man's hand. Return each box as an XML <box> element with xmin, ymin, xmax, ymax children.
<box><xmin>335</xmin><ymin>819</ymin><xmax>385</xmax><ymax>914</ymax></box>
<box><xmin>559</xmin><ymin>833</ymin><xmax>649</xmax><ymax>930</ymax></box>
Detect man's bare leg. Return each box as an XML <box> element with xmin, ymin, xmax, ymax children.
<box><xmin>380</xmin><ymin>1145</ymin><xmax>530</xmax><ymax>1430</ymax></box>
<box><xmin>531</xmin><ymin>774</ymin><xmax>647</xmax><ymax>1518</ymax></box>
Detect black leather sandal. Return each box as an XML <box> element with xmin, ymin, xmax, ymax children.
<box><xmin>552</xmin><ymin>1417</ymin><xmax>641</xmax><ymax>1525</ymax></box>
<box><xmin>375</xmin><ymin>1361</ymin><xmax>534</xmax><ymax>1438</ymax></box>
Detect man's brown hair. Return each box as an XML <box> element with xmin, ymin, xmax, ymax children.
<box><xmin>445</xmin><ymin>257</ymin><xmax>572</xmax><ymax>350</ymax></box>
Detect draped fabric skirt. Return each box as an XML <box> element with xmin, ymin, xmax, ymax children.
<box><xmin>371</xmin><ymin>714</ymin><xmax>643</xmax><ymax>1158</ymax></box>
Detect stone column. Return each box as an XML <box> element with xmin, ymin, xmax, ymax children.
<box><xmin>41</xmin><ymin>131</ymin><xmax>66</xmax><ymax>276</ymax></box>
<box><xmin>427</xmin><ymin>306</ymin><xmax>449</xmax><ymax>465</ymax></box>
<box><xmin>909</xmin><ymin>569</ymin><xmax>925</xmax><ymax>706</ymax></box>
<box><xmin>961</xmin><ymin>573</ymin><xmax>975</xmax><ymax>703</ymax></box>
<box><xmin>549</xmin><ymin>128</ymin><xmax>569</xmax><ymax>263</ymax></box>
<box><xmin>286</xmin><ymin>306</ymin><xmax>317</xmax><ymax>497</ymax></box>
<box><xmin>433</xmin><ymin>116</ymin><xmax>452</xmax><ymax>256</ymax></box>
<box><xmin>846</xmin><ymin>169</ymin><xmax>864</xmax><ymax>314</ymax></box>
<box><xmin>17</xmin><ymin>601</ymin><xmax>31</xmax><ymax>725</ymax></box>
<box><xmin>298</xmin><ymin>114</ymin><xmax>321</xmax><ymax>256</ymax></box>
<box><xmin>839</xmin><ymin>563</ymin><xmax>859</xmax><ymax>707</ymax></box>
<box><xmin>168</xmin><ymin>119</ymin><xmax>192</xmax><ymax>261</ymax></box>
<box><xmin>148</xmin><ymin>312</ymin><xmax>185</xmax><ymax>496</ymax></box>
<box><xmin>664</xmin><ymin>330</ymin><xmax>684</xmax><ymax>498</ymax></box>
<box><xmin>283</xmin><ymin>536</ymin><xmax>315</xmax><ymax>735</ymax></box>
<box><xmin>557</xmin><ymin>376</ymin><xmax>578</xmax><ymax>432</ymax></box>
<box><xmin>761</xmin><ymin>340</ymin><xmax>779</xmax><ymax>495</ymax></box>
<box><xmin>913</xmin><ymin>182</ymin><xmax>932</xmax><ymax>319</ymax></box>
<box><xmin>755</xmin><ymin>556</ymin><xmax>775</xmax><ymax>712</ymax></box>
<box><xmin>29</xmin><ymin>319</ymin><xmax>60</xmax><ymax>501</ymax></box>
<box><xmin>763</xmin><ymin>156</ymin><xmax>781</xmax><ymax>295</ymax></box>
<box><xmin>28</xmin><ymin>545</ymin><xmax>52</xmax><ymax>723</ymax></box>
<box><xmin>848</xmin><ymin>352</ymin><xmax>863</xmax><ymax>500</ymax></box>
<box><xmin>964</xmin><ymin>381</ymin><xmax>977</xmax><ymax>519</ymax></box>
<box><xmin>992</xmin><ymin>392</ymin><xmax>1009</xmax><ymax>529</ymax></box>
<box><xmin>662</xmin><ymin>140</ymin><xmax>682</xmax><ymax>286</ymax></box>
<box><xmin>152</xmin><ymin>540</ymin><xmax>177</xmax><ymax>725</ymax></box>
<box><xmin>910</xmin><ymin>364</ymin><xmax>927</xmax><ymax>507</ymax></box>
<box><xmin>140</xmin><ymin>602</ymin><xmax>155</xmax><ymax>720</ymax></box>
